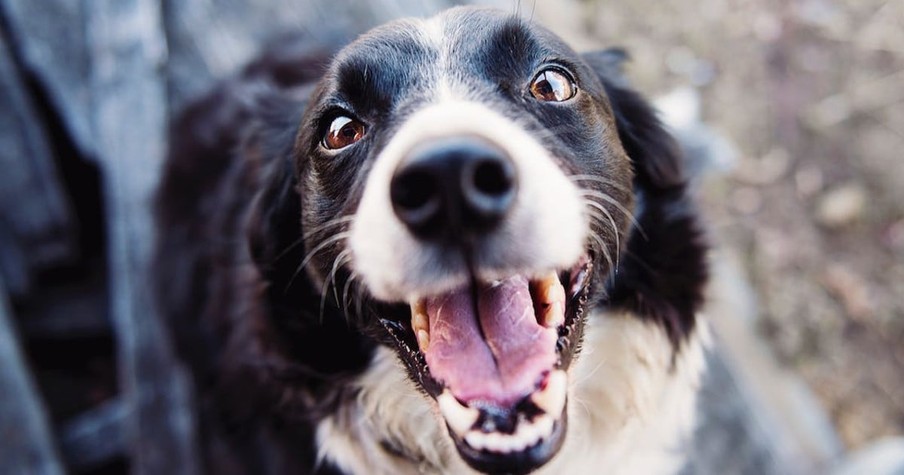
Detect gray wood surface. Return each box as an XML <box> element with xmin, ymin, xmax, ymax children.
<box><xmin>0</xmin><ymin>276</ymin><xmax>66</xmax><ymax>475</ymax></box>
<box><xmin>0</xmin><ymin>31</ymin><xmax>77</xmax><ymax>297</ymax></box>
<box><xmin>0</xmin><ymin>0</ymin><xmax>96</xmax><ymax>158</ymax></box>
<box><xmin>87</xmin><ymin>1</ymin><xmax>200</xmax><ymax>473</ymax></box>
<box><xmin>60</xmin><ymin>398</ymin><xmax>127</xmax><ymax>472</ymax></box>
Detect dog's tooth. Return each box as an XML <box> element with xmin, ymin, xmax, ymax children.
<box><xmin>437</xmin><ymin>391</ymin><xmax>479</xmax><ymax>437</ymax></box>
<box><xmin>465</xmin><ymin>431</ymin><xmax>485</xmax><ymax>451</ymax></box>
<box><xmin>411</xmin><ymin>301</ymin><xmax>428</xmax><ymax>332</ymax></box>
<box><xmin>542</xmin><ymin>301</ymin><xmax>565</xmax><ymax>328</ymax></box>
<box><xmin>531</xmin><ymin>370</ymin><xmax>568</xmax><ymax>416</ymax></box>
<box><xmin>483</xmin><ymin>432</ymin><xmax>504</xmax><ymax>452</ymax></box>
<box><xmin>516</xmin><ymin>419</ymin><xmax>540</xmax><ymax>448</ymax></box>
<box><xmin>410</xmin><ymin>301</ymin><xmax>430</xmax><ymax>350</ymax></box>
<box><xmin>531</xmin><ymin>414</ymin><xmax>555</xmax><ymax>441</ymax></box>
<box><xmin>534</xmin><ymin>272</ymin><xmax>566</xmax><ymax>328</ymax></box>
<box><xmin>539</xmin><ymin>272</ymin><xmax>566</xmax><ymax>303</ymax></box>
<box><xmin>416</xmin><ymin>329</ymin><xmax>430</xmax><ymax>351</ymax></box>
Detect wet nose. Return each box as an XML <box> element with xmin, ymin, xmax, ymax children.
<box><xmin>390</xmin><ymin>137</ymin><xmax>517</xmax><ymax>239</ymax></box>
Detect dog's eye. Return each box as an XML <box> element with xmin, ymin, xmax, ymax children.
<box><xmin>323</xmin><ymin>116</ymin><xmax>366</xmax><ymax>150</ymax></box>
<box><xmin>530</xmin><ymin>68</ymin><xmax>576</xmax><ymax>102</ymax></box>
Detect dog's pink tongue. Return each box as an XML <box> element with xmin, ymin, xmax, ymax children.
<box><xmin>423</xmin><ymin>276</ymin><xmax>557</xmax><ymax>406</ymax></box>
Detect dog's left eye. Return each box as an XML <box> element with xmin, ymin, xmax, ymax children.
<box><xmin>323</xmin><ymin>115</ymin><xmax>366</xmax><ymax>150</ymax></box>
<box><xmin>530</xmin><ymin>68</ymin><xmax>576</xmax><ymax>102</ymax></box>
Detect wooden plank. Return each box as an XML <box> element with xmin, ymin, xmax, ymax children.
<box><xmin>0</xmin><ymin>0</ymin><xmax>96</xmax><ymax>158</ymax></box>
<box><xmin>0</xmin><ymin>276</ymin><xmax>66</xmax><ymax>475</ymax></box>
<box><xmin>0</xmin><ymin>29</ymin><xmax>77</xmax><ymax>297</ymax></box>
<box><xmin>86</xmin><ymin>0</ymin><xmax>200</xmax><ymax>473</ymax></box>
<box><xmin>59</xmin><ymin>398</ymin><xmax>126</xmax><ymax>471</ymax></box>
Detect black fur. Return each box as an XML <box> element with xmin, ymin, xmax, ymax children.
<box><xmin>154</xmin><ymin>9</ymin><xmax>707</xmax><ymax>474</ymax></box>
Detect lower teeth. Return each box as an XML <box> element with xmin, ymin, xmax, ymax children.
<box><xmin>438</xmin><ymin>369</ymin><xmax>568</xmax><ymax>454</ymax></box>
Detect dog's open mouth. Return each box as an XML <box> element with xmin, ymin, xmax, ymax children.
<box><xmin>380</xmin><ymin>255</ymin><xmax>593</xmax><ymax>474</ymax></box>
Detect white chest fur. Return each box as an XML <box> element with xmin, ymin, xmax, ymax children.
<box><xmin>316</xmin><ymin>312</ymin><xmax>709</xmax><ymax>475</ymax></box>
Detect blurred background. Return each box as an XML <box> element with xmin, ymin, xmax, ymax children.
<box><xmin>0</xmin><ymin>0</ymin><xmax>901</xmax><ymax>473</ymax></box>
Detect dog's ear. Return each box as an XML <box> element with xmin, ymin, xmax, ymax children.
<box><xmin>247</xmin><ymin>157</ymin><xmax>301</xmax><ymax>278</ymax></box>
<box><xmin>584</xmin><ymin>49</ymin><xmax>707</xmax><ymax>349</ymax></box>
<box><xmin>582</xmin><ymin>49</ymin><xmax>685</xmax><ymax>190</ymax></box>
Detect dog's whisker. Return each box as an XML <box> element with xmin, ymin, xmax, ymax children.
<box><xmin>285</xmin><ymin>232</ymin><xmax>351</xmax><ymax>293</ymax></box>
<box><xmin>587</xmin><ymin>231</ymin><xmax>615</xmax><ymax>279</ymax></box>
<box><xmin>573</xmin><ymin>357</ymin><xmax>609</xmax><ymax>388</ymax></box>
<box><xmin>342</xmin><ymin>270</ymin><xmax>360</xmax><ymax>319</ymax></box>
<box><xmin>568</xmin><ymin>174</ymin><xmax>633</xmax><ymax>195</ymax></box>
<box><xmin>580</xmin><ymin>190</ymin><xmax>648</xmax><ymax>241</ymax></box>
<box><xmin>354</xmin><ymin>278</ymin><xmax>367</xmax><ymax>324</ymax></box>
<box><xmin>319</xmin><ymin>249</ymin><xmax>352</xmax><ymax>323</ymax></box>
<box><xmin>273</xmin><ymin>215</ymin><xmax>354</xmax><ymax>263</ymax></box>
<box><xmin>303</xmin><ymin>215</ymin><xmax>355</xmax><ymax>241</ymax></box>
<box><xmin>584</xmin><ymin>200</ymin><xmax>621</xmax><ymax>270</ymax></box>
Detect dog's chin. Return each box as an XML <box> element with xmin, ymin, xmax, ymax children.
<box><xmin>377</xmin><ymin>254</ymin><xmax>594</xmax><ymax>474</ymax></box>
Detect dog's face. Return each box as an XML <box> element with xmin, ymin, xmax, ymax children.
<box><xmin>293</xmin><ymin>7</ymin><xmax>634</xmax><ymax>474</ymax></box>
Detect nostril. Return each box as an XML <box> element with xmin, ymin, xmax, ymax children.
<box><xmin>463</xmin><ymin>155</ymin><xmax>516</xmax><ymax>222</ymax></box>
<box><xmin>472</xmin><ymin>158</ymin><xmax>515</xmax><ymax>197</ymax></box>
<box><xmin>391</xmin><ymin>167</ymin><xmax>442</xmax><ymax>233</ymax></box>
<box><xmin>392</xmin><ymin>169</ymin><xmax>434</xmax><ymax>211</ymax></box>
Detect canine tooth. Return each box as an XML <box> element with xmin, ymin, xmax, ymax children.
<box><xmin>534</xmin><ymin>272</ymin><xmax>566</xmax><ymax>328</ymax></box>
<box><xmin>437</xmin><ymin>391</ymin><xmax>479</xmax><ymax>437</ymax></box>
<box><xmin>542</xmin><ymin>301</ymin><xmax>565</xmax><ymax>328</ymax></box>
<box><xmin>411</xmin><ymin>301</ymin><xmax>428</xmax><ymax>332</ymax></box>
<box><xmin>538</xmin><ymin>272</ymin><xmax>566</xmax><ymax>302</ymax></box>
<box><xmin>416</xmin><ymin>329</ymin><xmax>430</xmax><ymax>351</ymax></box>
<box><xmin>411</xmin><ymin>301</ymin><xmax>430</xmax><ymax>350</ymax></box>
<box><xmin>531</xmin><ymin>370</ymin><xmax>568</xmax><ymax>416</ymax></box>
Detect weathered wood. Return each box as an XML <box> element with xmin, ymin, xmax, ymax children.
<box><xmin>0</xmin><ymin>0</ymin><xmax>95</xmax><ymax>158</ymax></box>
<box><xmin>87</xmin><ymin>0</ymin><xmax>200</xmax><ymax>473</ymax></box>
<box><xmin>0</xmin><ymin>277</ymin><xmax>66</xmax><ymax>475</ymax></box>
<box><xmin>0</xmin><ymin>29</ymin><xmax>77</xmax><ymax>298</ymax></box>
<box><xmin>60</xmin><ymin>398</ymin><xmax>126</xmax><ymax>471</ymax></box>
<box><xmin>19</xmin><ymin>270</ymin><xmax>108</xmax><ymax>339</ymax></box>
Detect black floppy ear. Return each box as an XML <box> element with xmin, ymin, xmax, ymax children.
<box><xmin>583</xmin><ymin>49</ymin><xmax>707</xmax><ymax>349</ymax></box>
<box><xmin>247</xmin><ymin>157</ymin><xmax>302</xmax><ymax>280</ymax></box>
<box><xmin>582</xmin><ymin>49</ymin><xmax>686</xmax><ymax>191</ymax></box>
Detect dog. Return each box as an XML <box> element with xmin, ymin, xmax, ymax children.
<box><xmin>154</xmin><ymin>6</ymin><xmax>709</xmax><ymax>475</ymax></box>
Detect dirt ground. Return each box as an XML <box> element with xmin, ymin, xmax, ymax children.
<box><xmin>547</xmin><ymin>0</ymin><xmax>904</xmax><ymax>449</ymax></box>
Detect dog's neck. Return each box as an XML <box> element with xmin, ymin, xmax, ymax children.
<box><xmin>315</xmin><ymin>311</ymin><xmax>709</xmax><ymax>475</ymax></box>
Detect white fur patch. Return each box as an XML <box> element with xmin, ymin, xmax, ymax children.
<box><xmin>350</xmin><ymin>99</ymin><xmax>587</xmax><ymax>302</ymax></box>
<box><xmin>316</xmin><ymin>313</ymin><xmax>710</xmax><ymax>475</ymax></box>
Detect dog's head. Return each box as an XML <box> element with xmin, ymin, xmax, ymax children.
<box><xmin>271</xmin><ymin>7</ymin><xmax>681</xmax><ymax>474</ymax></box>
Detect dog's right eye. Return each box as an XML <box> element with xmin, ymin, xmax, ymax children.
<box><xmin>530</xmin><ymin>68</ymin><xmax>576</xmax><ymax>102</ymax></box>
<box><xmin>323</xmin><ymin>116</ymin><xmax>366</xmax><ymax>150</ymax></box>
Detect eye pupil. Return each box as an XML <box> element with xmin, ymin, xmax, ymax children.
<box><xmin>530</xmin><ymin>69</ymin><xmax>576</xmax><ymax>102</ymax></box>
<box><xmin>323</xmin><ymin>115</ymin><xmax>365</xmax><ymax>150</ymax></box>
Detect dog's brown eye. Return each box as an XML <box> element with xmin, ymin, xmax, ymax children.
<box><xmin>530</xmin><ymin>68</ymin><xmax>576</xmax><ymax>102</ymax></box>
<box><xmin>323</xmin><ymin>116</ymin><xmax>365</xmax><ymax>150</ymax></box>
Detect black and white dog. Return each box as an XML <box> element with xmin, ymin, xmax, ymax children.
<box><xmin>155</xmin><ymin>6</ymin><xmax>708</xmax><ymax>475</ymax></box>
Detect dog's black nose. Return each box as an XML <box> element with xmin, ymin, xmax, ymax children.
<box><xmin>390</xmin><ymin>137</ymin><xmax>516</xmax><ymax>239</ymax></box>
